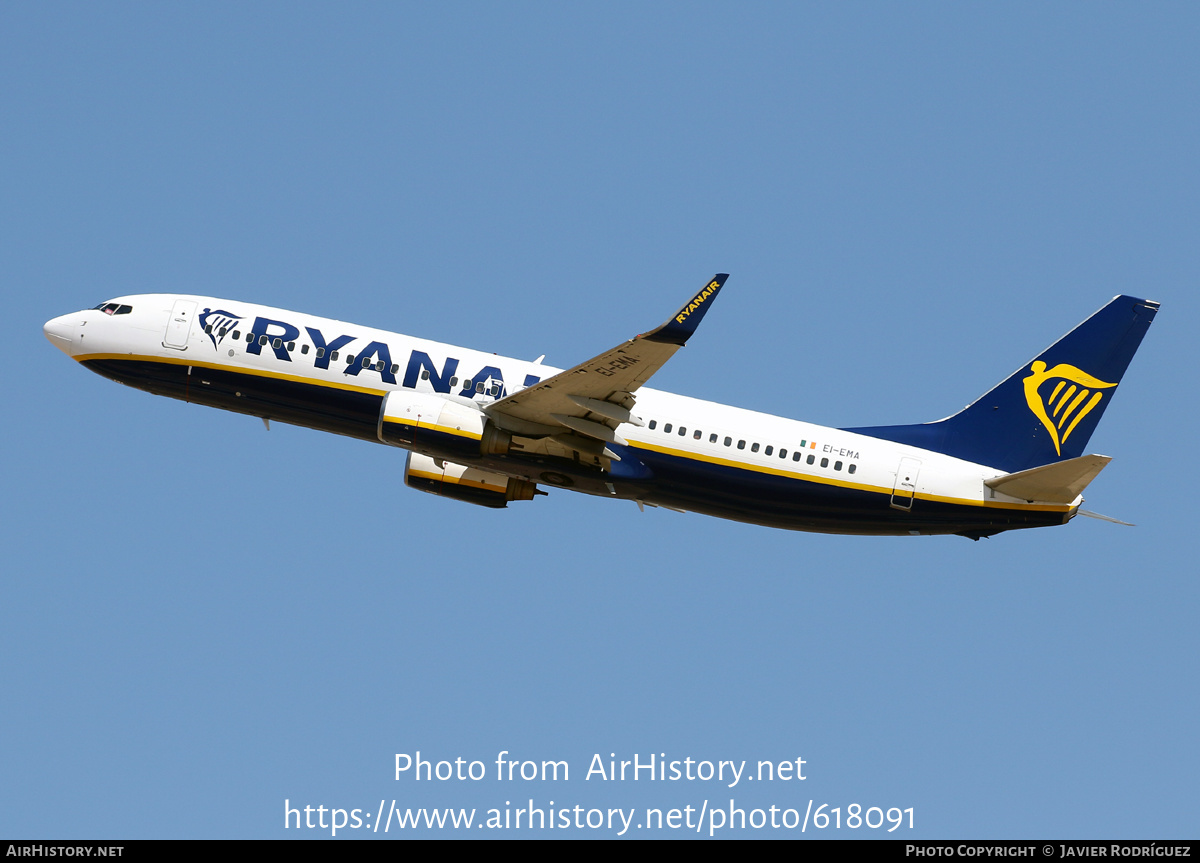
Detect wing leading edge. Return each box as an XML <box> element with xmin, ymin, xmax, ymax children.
<box><xmin>484</xmin><ymin>274</ymin><xmax>728</xmax><ymax>458</ymax></box>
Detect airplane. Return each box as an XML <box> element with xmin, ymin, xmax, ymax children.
<box><xmin>43</xmin><ymin>277</ymin><xmax>1158</xmax><ymax>539</ymax></box>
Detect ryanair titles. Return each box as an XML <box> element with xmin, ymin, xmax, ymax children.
<box><xmin>208</xmin><ymin>311</ymin><xmax>540</xmax><ymax>398</ymax></box>
<box><xmin>675</xmin><ymin>279</ymin><xmax>722</xmax><ymax>325</ymax></box>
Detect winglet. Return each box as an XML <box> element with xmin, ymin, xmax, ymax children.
<box><xmin>640</xmin><ymin>274</ymin><xmax>729</xmax><ymax>346</ymax></box>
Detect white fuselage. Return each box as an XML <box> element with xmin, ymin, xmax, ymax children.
<box><xmin>44</xmin><ymin>294</ymin><xmax>1076</xmax><ymax>536</ymax></box>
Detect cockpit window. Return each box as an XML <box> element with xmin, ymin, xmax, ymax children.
<box><xmin>93</xmin><ymin>302</ymin><xmax>132</xmax><ymax>315</ymax></box>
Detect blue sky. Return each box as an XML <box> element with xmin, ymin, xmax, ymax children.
<box><xmin>3</xmin><ymin>3</ymin><xmax>1197</xmax><ymax>838</ymax></box>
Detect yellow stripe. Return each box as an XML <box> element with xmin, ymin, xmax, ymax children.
<box><xmin>82</xmin><ymin>351</ymin><xmax>474</xmax><ymax>441</ymax></box>
<box><xmin>76</xmin><ymin>352</ymin><xmax>390</xmax><ymax>397</ymax></box>
<box><xmin>628</xmin><ymin>439</ymin><xmax>1071</xmax><ymax>512</ymax></box>
<box><xmin>382</xmin><ymin>418</ymin><xmax>482</xmax><ymax>441</ymax></box>
<box><xmin>409</xmin><ymin>469</ymin><xmax>505</xmax><ymax>492</ymax></box>
<box><xmin>78</xmin><ymin>353</ymin><xmax>1069</xmax><ymax>513</ymax></box>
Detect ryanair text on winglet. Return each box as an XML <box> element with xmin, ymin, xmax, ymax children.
<box><xmin>675</xmin><ymin>280</ymin><xmax>722</xmax><ymax>325</ymax></box>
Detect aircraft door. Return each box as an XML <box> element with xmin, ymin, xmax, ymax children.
<box><xmin>890</xmin><ymin>457</ymin><xmax>922</xmax><ymax>511</ymax></box>
<box><xmin>163</xmin><ymin>299</ymin><xmax>198</xmax><ymax>350</ymax></box>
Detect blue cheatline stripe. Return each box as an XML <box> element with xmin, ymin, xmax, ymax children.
<box><xmin>81</xmin><ymin>355</ymin><xmax>1069</xmax><ymax>536</ymax></box>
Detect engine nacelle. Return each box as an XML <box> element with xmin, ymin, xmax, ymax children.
<box><xmin>404</xmin><ymin>452</ymin><xmax>539</xmax><ymax>509</ymax></box>
<box><xmin>378</xmin><ymin>391</ymin><xmax>510</xmax><ymax>460</ymax></box>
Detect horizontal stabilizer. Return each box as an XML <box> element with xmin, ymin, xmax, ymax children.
<box><xmin>984</xmin><ymin>454</ymin><xmax>1111</xmax><ymax>503</ymax></box>
<box><xmin>1077</xmin><ymin>509</ymin><xmax>1135</xmax><ymax>527</ymax></box>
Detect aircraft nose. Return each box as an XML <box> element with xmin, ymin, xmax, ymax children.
<box><xmin>43</xmin><ymin>313</ymin><xmax>80</xmax><ymax>356</ymax></box>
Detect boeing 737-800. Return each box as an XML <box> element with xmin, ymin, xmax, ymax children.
<box><xmin>43</xmin><ymin>277</ymin><xmax>1158</xmax><ymax>538</ymax></box>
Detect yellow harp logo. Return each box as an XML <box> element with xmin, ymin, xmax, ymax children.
<box><xmin>1022</xmin><ymin>361</ymin><xmax>1117</xmax><ymax>456</ymax></box>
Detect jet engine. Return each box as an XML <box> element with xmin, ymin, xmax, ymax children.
<box><xmin>404</xmin><ymin>452</ymin><xmax>541</xmax><ymax>509</ymax></box>
<box><xmin>377</xmin><ymin>391</ymin><xmax>512</xmax><ymax>460</ymax></box>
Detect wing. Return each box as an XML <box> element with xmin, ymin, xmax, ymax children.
<box><xmin>485</xmin><ymin>274</ymin><xmax>728</xmax><ymax>459</ymax></box>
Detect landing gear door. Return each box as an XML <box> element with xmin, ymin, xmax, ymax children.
<box><xmin>163</xmin><ymin>299</ymin><xmax>198</xmax><ymax>351</ymax></box>
<box><xmin>890</xmin><ymin>456</ymin><xmax>922</xmax><ymax>511</ymax></box>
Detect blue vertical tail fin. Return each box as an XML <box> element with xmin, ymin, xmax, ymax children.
<box><xmin>843</xmin><ymin>296</ymin><xmax>1160</xmax><ymax>472</ymax></box>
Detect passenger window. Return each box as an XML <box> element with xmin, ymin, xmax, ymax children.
<box><xmin>330</xmin><ymin>350</ymin><xmax>339</xmax><ymax>361</ymax></box>
<box><xmin>709</xmin><ymin>433</ymin><xmax>717</xmax><ymax>443</ymax></box>
<box><xmin>737</xmin><ymin>440</ymin><xmax>745</xmax><ymax>450</ymax></box>
<box><xmin>834</xmin><ymin>461</ymin><xmax>842</xmax><ymax>471</ymax></box>
<box><xmin>820</xmin><ymin>457</ymin><xmax>829</xmax><ymax>468</ymax></box>
<box><xmin>724</xmin><ymin>437</ymin><xmax>732</xmax><ymax>446</ymax></box>
<box><xmin>490</xmin><ymin>384</ymin><xmax>500</xmax><ymax>396</ymax></box>
<box><xmin>694</xmin><ymin>430</ymin><xmax>702</xmax><ymax>440</ymax></box>
<box><xmin>664</xmin><ymin>424</ymin><xmax>673</xmax><ymax>434</ymax></box>
<box><xmin>848</xmin><ymin>464</ymin><xmax>857</xmax><ymax>474</ymax></box>
<box><xmin>301</xmin><ymin>344</ymin><xmax>310</xmax><ymax>355</ymax></box>
<box><xmin>476</xmin><ymin>382</ymin><xmax>485</xmax><ymax>393</ymax></box>
<box><xmin>390</xmin><ymin>364</ymin><xmax>399</xmax><ymax>374</ymax></box>
<box><xmin>450</xmin><ymin>377</ymin><xmax>458</xmax><ymax>387</ymax></box>
<box><xmin>316</xmin><ymin>347</ymin><xmax>325</xmax><ymax>358</ymax></box>
<box><xmin>259</xmin><ymin>335</ymin><xmax>269</xmax><ymax>346</ymax></box>
<box><xmin>232</xmin><ymin>330</ymin><xmax>240</xmax><ymax>340</ymax></box>
<box><xmin>751</xmin><ymin>443</ymin><xmax>760</xmax><ymax>453</ymax></box>
<box><xmin>362</xmin><ymin>357</ymin><xmax>370</xmax><ymax>368</ymax></box>
<box><xmin>287</xmin><ymin>341</ymin><xmax>295</xmax><ymax>351</ymax></box>
<box><xmin>779</xmin><ymin>449</ymin><xmax>787</xmax><ymax>458</ymax></box>
<box><xmin>421</xmin><ymin>370</ymin><xmax>430</xmax><ymax>380</ymax></box>
<box><xmin>792</xmin><ymin>451</ymin><xmax>801</xmax><ymax>461</ymax></box>
<box><xmin>807</xmin><ymin>454</ymin><xmax>815</xmax><ymax>465</ymax></box>
<box><xmin>648</xmin><ymin>420</ymin><xmax>657</xmax><ymax>430</ymax></box>
<box><xmin>764</xmin><ymin>445</ymin><xmax>773</xmax><ymax>456</ymax></box>
<box><xmin>678</xmin><ymin>426</ymin><xmax>686</xmax><ymax>436</ymax></box>
<box><xmin>346</xmin><ymin>354</ymin><xmax>355</xmax><ymax>364</ymax></box>
<box><xmin>204</xmin><ymin>324</ymin><xmax>213</xmax><ymax>334</ymax></box>
<box><xmin>273</xmin><ymin>338</ymin><xmax>282</xmax><ymax>349</ymax></box>
<box><xmin>376</xmin><ymin>361</ymin><xmax>385</xmax><ymax>371</ymax></box>
<box><xmin>218</xmin><ymin>328</ymin><xmax>227</xmax><ymax>337</ymax></box>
